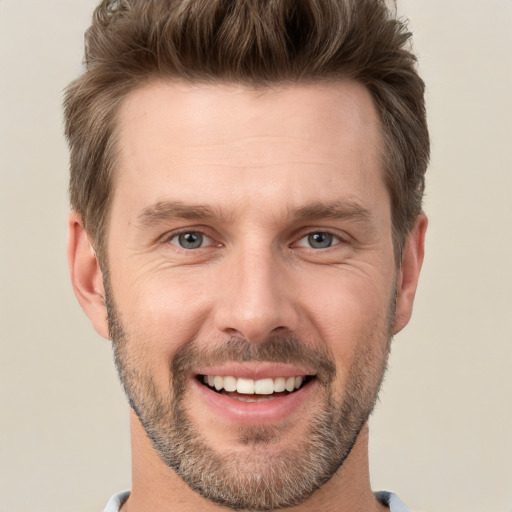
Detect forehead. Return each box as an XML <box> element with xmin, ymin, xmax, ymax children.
<box><xmin>112</xmin><ymin>79</ymin><xmax>387</xmax><ymax>221</ymax></box>
<box><xmin>117</xmin><ymin>79</ymin><xmax>382</xmax><ymax>159</ymax></box>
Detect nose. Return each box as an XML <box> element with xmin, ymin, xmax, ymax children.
<box><xmin>213</xmin><ymin>247</ymin><xmax>299</xmax><ymax>344</ymax></box>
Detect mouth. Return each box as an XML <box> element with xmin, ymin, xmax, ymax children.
<box><xmin>190</xmin><ymin>363</ymin><xmax>320</xmax><ymax>425</ymax></box>
<box><xmin>196</xmin><ymin>374</ymin><xmax>316</xmax><ymax>402</ymax></box>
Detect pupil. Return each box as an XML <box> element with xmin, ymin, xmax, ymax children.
<box><xmin>308</xmin><ymin>232</ymin><xmax>332</xmax><ymax>249</ymax></box>
<box><xmin>179</xmin><ymin>232</ymin><xmax>202</xmax><ymax>249</ymax></box>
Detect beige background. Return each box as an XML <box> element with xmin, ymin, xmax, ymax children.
<box><xmin>1</xmin><ymin>1</ymin><xmax>511</xmax><ymax>511</ymax></box>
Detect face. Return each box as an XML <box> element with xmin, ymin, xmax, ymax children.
<box><xmin>103</xmin><ymin>81</ymin><xmax>399</xmax><ymax>509</ymax></box>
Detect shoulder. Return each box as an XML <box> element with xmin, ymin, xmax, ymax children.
<box><xmin>103</xmin><ymin>490</ymin><xmax>130</xmax><ymax>512</ymax></box>
<box><xmin>374</xmin><ymin>491</ymin><xmax>412</xmax><ymax>512</ymax></box>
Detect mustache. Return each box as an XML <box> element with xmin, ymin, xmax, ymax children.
<box><xmin>171</xmin><ymin>335</ymin><xmax>337</xmax><ymax>388</ymax></box>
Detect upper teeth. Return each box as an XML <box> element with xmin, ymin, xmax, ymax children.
<box><xmin>203</xmin><ymin>375</ymin><xmax>305</xmax><ymax>394</ymax></box>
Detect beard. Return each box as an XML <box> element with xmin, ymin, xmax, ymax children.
<box><xmin>105</xmin><ymin>278</ymin><xmax>394</xmax><ymax>510</ymax></box>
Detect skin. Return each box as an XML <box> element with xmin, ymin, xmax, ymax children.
<box><xmin>68</xmin><ymin>80</ymin><xmax>427</xmax><ymax>512</ymax></box>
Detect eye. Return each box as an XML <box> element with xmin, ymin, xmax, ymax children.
<box><xmin>295</xmin><ymin>232</ymin><xmax>340</xmax><ymax>249</ymax></box>
<box><xmin>169</xmin><ymin>231</ymin><xmax>212</xmax><ymax>250</ymax></box>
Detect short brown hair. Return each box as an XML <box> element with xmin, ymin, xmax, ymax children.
<box><xmin>64</xmin><ymin>0</ymin><xmax>429</xmax><ymax>264</ymax></box>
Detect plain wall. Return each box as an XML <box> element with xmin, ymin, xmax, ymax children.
<box><xmin>0</xmin><ymin>1</ymin><xmax>511</xmax><ymax>511</ymax></box>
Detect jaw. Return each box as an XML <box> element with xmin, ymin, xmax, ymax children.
<box><xmin>121</xmin><ymin>333</ymin><xmax>390</xmax><ymax>511</ymax></box>
<box><xmin>128</xmin><ymin>410</ymin><xmax>379</xmax><ymax>512</ymax></box>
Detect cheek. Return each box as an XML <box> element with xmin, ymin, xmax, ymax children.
<box><xmin>120</xmin><ymin>265</ymin><xmax>210</xmax><ymax>325</ymax></box>
<box><xmin>299</xmin><ymin>267</ymin><xmax>394</xmax><ymax>373</ymax></box>
<box><xmin>112</xmin><ymin>271</ymin><xmax>213</xmax><ymax>382</ymax></box>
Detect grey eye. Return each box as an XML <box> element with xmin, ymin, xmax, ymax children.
<box><xmin>307</xmin><ymin>232</ymin><xmax>334</xmax><ymax>249</ymax></box>
<box><xmin>172</xmin><ymin>232</ymin><xmax>205</xmax><ymax>249</ymax></box>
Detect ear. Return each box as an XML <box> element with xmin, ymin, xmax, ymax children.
<box><xmin>67</xmin><ymin>212</ymin><xmax>110</xmax><ymax>339</ymax></box>
<box><xmin>393</xmin><ymin>213</ymin><xmax>428</xmax><ymax>334</ymax></box>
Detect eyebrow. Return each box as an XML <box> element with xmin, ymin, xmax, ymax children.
<box><xmin>293</xmin><ymin>200</ymin><xmax>374</xmax><ymax>224</ymax></box>
<box><xmin>136</xmin><ymin>201</ymin><xmax>231</xmax><ymax>229</ymax></box>
<box><xmin>136</xmin><ymin>199</ymin><xmax>375</xmax><ymax>229</ymax></box>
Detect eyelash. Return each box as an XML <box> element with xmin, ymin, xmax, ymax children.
<box><xmin>163</xmin><ymin>228</ymin><xmax>347</xmax><ymax>251</ymax></box>
<box><xmin>293</xmin><ymin>231</ymin><xmax>344</xmax><ymax>250</ymax></box>
<box><xmin>166</xmin><ymin>229</ymin><xmax>218</xmax><ymax>250</ymax></box>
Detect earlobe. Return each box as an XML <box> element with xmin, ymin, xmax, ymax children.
<box><xmin>67</xmin><ymin>212</ymin><xmax>110</xmax><ymax>339</ymax></box>
<box><xmin>393</xmin><ymin>213</ymin><xmax>428</xmax><ymax>334</ymax></box>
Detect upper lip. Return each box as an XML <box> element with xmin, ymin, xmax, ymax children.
<box><xmin>193</xmin><ymin>362</ymin><xmax>317</xmax><ymax>380</ymax></box>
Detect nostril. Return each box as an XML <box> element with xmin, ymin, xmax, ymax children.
<box><xmin>213</xmin><ymin>283</ymin><xmax>300</xmax><ymax>345</ymax></box>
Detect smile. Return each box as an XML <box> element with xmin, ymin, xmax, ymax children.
<box><xmin>198</xmin><ymin>374</ymin><xmax>315</xmax><ymax>402</ymax></box>
<box><xmin>191</xmin><ymin>363</ymin><xmax>319</xmax><ymax>424</ymax></box>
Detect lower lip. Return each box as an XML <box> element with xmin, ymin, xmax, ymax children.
<box><xmin>191</xmin><ymin>377</ymin><xmax>317</xmax><ymax>426</ymax></box>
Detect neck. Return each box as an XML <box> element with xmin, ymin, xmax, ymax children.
<box><xmin>122</xmin><ymin>411</ymin><xmax>387</xmax><ymax>512</ymax></box>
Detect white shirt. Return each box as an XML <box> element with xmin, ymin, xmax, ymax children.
<box><xmin>103</xmin><ymin>490</ymin><xmax>412</xmax><ymax>511</ymax></box>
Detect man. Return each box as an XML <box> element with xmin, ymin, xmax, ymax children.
<box><xmin>64</xmin><ymin>0</ymin><xmax>428</xmax><ymax>510</ymax></box>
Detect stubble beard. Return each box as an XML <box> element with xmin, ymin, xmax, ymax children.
<box><xmin>105</xmin><ymin>278</ymin><xmax>394</xmax><ymax>510</ymax></box>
